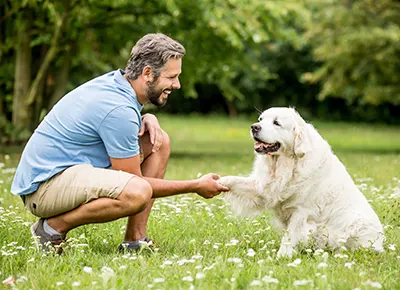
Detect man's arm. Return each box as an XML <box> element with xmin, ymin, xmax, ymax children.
<box><xmin>110</xmin><ymin>156</ymin><xmax>229</xmax><ymax>199</ymax></box>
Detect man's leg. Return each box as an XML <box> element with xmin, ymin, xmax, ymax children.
<box><xmin>123</xmin><ymin>130</ymin><xmax>170</xmax><ymax>241</ymax></box>
<box><xmin>45</xmin><ymin>173</ymin><xmax>153</xmax><ymax>235</ymax></box>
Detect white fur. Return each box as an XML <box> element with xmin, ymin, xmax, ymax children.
<box><xmin>219</xmin><ymin>107</ymin><xmax>384</xmax><ymax>258</ymax></box>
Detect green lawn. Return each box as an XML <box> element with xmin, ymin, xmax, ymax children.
<box><xmin>0</xmin><ymin>115</ymin><xmax>399</xmax><ymax>289</ymax></box>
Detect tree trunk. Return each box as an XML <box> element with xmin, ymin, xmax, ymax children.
<box><xmin>224</xmin><ymin>97</ymin><xmax>238</xmax><ymax>117</ymax></box>
<box><xmin>12</xmin><ymin>9</ymin><xmax>32</xmax><ymax>129</ymax></box>
<box><xmin>32</xmin><ymin>45</ymin><xmax>48</xmax><ymax>130</ymax></box>
<box><xmin>26</xmin><ymin>9</ymin><xmax>69</xmax><ymax>106</ymax></box>
<box><xmin>48</xmin><ymin>43</ymin><xmax>73</xmax><ymax>110</ymax></box>
<box><xmin>0</xmin><ymin>4</ymin><xmax>3</xmax><ymax>116</ymax></box>
<box><xmin>0</xmin><ymin>4</ymin><xmax>3</xmax><ymax>64</ymax></box>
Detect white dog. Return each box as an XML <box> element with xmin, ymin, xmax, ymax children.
<box><xmin>219</xmin><ymin>107</ymin><xmax>384</xmax><ymax>258</ymax></box>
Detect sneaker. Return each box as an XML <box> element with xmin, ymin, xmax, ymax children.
<box><xmin>118</xmin><ymin>236</ymin><xmax>156</xmax><ymax>252</ymax></box>
<box><xmin>30</xmin><ymin>219</ymin><xmax>66</xmax><ymax>254</ymax></box>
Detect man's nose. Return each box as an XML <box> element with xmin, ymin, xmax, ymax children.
<box><xmin>251</xmin><ymin>124</ymin><xmax>261</xmax><ymax>133</ymax></box>
<box><xmin>173</xmin><ymin>78</ymin><xmax>181</xmax><ymax>89</ymax></box>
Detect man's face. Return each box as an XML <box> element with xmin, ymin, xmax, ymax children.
<box><xmin>146</xmin><ymin>58</ymin><xmax>182</xmax><ymax>107</ymax></box>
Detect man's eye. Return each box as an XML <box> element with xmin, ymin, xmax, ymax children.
<box><xmin>273</xmin><ymin>120</ymin><xmax>281</xmax><ymax>126</ymax></box>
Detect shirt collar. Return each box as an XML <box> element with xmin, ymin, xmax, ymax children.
<box><xmin>114</xmin><ymin>69</ymin><xmax>143</xmax><ymax>109</ymax></box>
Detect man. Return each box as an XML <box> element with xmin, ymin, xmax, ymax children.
<box><xmin>11</xmin><ymin>33</ymin><xmax>229</xmax><ymax>252</ymax></box>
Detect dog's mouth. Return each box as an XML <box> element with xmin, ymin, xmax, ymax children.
<box><xmin>253</xmin><ymin>137</ymin><xmax>281</xmax><ymax>154</ymax></box>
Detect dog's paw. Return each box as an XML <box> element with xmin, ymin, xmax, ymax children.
<box><xmin>218</xmin><ymin>176</ymin><xmax>239</xmax><ymax>189</ymax></box>
<box><xmin>277</xmin><ymin>245</ymin><xmax>294</xmax><ymax>259</ymax></box>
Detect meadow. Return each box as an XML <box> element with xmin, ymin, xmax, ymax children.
<box><xmin>0</xmin><ymin>114</ymin><xmax>399</xmax><ymax>289</ymax></box>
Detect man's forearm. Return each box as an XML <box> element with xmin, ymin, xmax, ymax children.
<box><xmin>143</xmin><ymin>177</ymin><xmax>200</xmax><ymax>198</ymax></box>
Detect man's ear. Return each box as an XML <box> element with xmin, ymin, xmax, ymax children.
<box><xmin>293</xmin><ymin>124</ymin><xmax>312</xmax><ymax>158</ymax></box>
<box><xmin>142</xmin><ymin>66</ymin><xmax>153</xmax><ymax>82</ymax></box>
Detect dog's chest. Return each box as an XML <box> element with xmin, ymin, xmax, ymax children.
<box><xmin>273</xmin><ymin>202</ymin><xmax>295</xmax><ymax>227</ymax></box>
<box><xmin>255</xmin><ymin>156</ymin><xmax>296</xmax><ymax>193</ymax></box>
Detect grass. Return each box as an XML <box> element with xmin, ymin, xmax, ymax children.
<box><xmin>0</xmin><ymin>114</ymin><xmax>399</xmax><ymax>289</ymax></box>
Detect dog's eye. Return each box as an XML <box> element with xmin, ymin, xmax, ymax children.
<box><xmin>273</xmin><ymin>120</ymin><xmax>281</xmax><ymax>127</ymax></box>
<box><xmin>258</xmin><ymin>117</ymin><xmax>263</xmax><ymax>122</ymax></box>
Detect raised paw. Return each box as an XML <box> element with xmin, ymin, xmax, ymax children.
<box><xmin>218</xmin><ymin>176</ymin><xmax>239</xmax><ymax>189</ymax></box>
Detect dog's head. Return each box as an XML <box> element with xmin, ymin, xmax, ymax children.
<box><xmin>251</xmin><ymin>107</ymin><xmax>312</xmax><ymax>158</ymax></box>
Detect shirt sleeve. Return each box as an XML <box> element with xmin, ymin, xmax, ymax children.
<box><xmin>97</xmin><ymin>106</ymin><xmax>141</xmax><ymax>158</ymax></box>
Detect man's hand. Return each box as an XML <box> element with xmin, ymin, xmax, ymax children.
<box><xmin>196</xmin><ymin>173</ymin><xmax>230</xmax><ymax>199</ymax></box>
<box><xmin>139</xmin><ymin>114</ymin><xmax>164</xmax><ymax>153</ymax></box>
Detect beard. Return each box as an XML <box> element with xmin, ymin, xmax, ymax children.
<box><xmin>146</xmin><ymin>78</ymin><xmax>170</xmax><ymax>107</ymax></box>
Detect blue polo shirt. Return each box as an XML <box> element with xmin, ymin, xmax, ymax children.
<box><xmin>11</xmin><ymin>69</ymin><xmax>143</xmax><ymax>196</ymax></box>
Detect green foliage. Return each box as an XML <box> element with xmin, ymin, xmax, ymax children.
<box><xmin>305</xmin><ymin>0</ymin><xmax>400</xmax><ymax>105</ymax></box>
<box><xmin>1</xmin><ymin>0</ymin><xmax>400</xmax><ymax>143</ymax></box>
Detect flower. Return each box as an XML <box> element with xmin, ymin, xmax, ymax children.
<box><xmin>334</xmin><ymin>253</ymin><xmax>349</xmax><ymax>259</ymax></box>
<box><xmin>203</xmin><ymin>263</ymin><xmax>216</xmax><ymax>271</ymax></box>
<box><xmin>182</xmin><ymin>276</ymin><xmax>194</xmax><ymax>282</ymax></box>
<box><xmin>154</xmin><ymin>278</ymin><xmax>165</xmax><ymax>283</ymax></box>
<box><xmin>83</xmin><ymin>266</ymin><xmax>93</xmax><ymax>274</ymax></box>
<box><xmin>2</xmin><ymin>276</ymin><xmax>15</xmax><ymax>286</ymax></box>
<box><xmin>262</xmin><ymin>276</ymin><xmax>279</xmax><ymax>284</ymax></box>
<box><xmin>293</xmin><ymin>279</ymin><xmax>313</xmax><ymax>286</ymax></box>
<box><xmin>287</xmin><ymin>258</ymin><xmax>302</xmax><ymax>267</ymax></box>
<box><xmin>192</xmin><ymin>254</ymin><xmax>203</xmax><ymax>260</ymax></box>
<box><xmin>196</xmin><ymin>272</ymin><xmax>206</xmax><ymax>280</ymax></box>
<box><xmin>249</xmin><ymin>280</ymin><xmax>262</xmax><ymax>286</ymax></box>
<box><xmin>16</xmin><ymin>276</ymin><xmax>28</xmax><ymax>283</ymax></box>
<box><xmin>362</xmin><ymin>280</ymin><xmax>382</xmax><ymax>289</ymax></box>
<box><xmin>317</xmin><ymin>262</ymin><xmax>328</xmax><ymax>268</ymax></box>
<box><xmin>227</xmin><ymin>257</ymin><xmax>242</xmax><ymax>263</ymax></box>
<box><xmin>162</xmin><ymin>260</ymin><xmax>174</xmax><ymax>266</ymax></box>
<box><xmin>247</xmin><ymin>248</ymin><xmax>256</xmax><ymax>257</ymax></box>
<box><xmin>177</xmin><ymin>259</ymin><xmax>195</xmax><ymax>266</ymax></box>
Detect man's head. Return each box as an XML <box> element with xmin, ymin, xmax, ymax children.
<box><xmin>125</xmin><ymin>33</ymin><xmax>185</xmax><ymax>107</ymax></box>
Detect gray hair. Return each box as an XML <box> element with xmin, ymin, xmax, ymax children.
<box><xmin>125</xmin><ymin>33</ymin><xmax>185</xmax><ymax>81</ymax></box>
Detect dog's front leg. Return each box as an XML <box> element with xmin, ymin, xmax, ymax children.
<box><xmin>219</xmin><ymin>176</ymin><xmax>265</xmax><ymax>217</ymax></box>
<box><xmin>277</xmin><ymin>211</ymin><xmax>316</xmax><ymax>258</ymax></box>
<box><xmin>218</xmin><ymin>176</ymin><xmax>258</xmax><ymax>194</ymax></box>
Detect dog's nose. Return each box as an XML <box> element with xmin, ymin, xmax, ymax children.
<box><xmin>251</xmin><ymin>124</ymin><xmax>261</xmax><ymax>133</ymax></box>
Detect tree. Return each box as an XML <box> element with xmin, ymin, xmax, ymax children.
<box><xmin>304</xmin><ymin>0</ymin><xmax>400</xmax><ymax>105</ymax></box>
<box><xmin>1</xmin><ymin>0</ymin><xmax>309</xmax><ymax>139</ymax></box>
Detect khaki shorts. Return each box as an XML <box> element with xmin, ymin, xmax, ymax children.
<box><xmin>24</xmin><ymin>164</ymin><xmax>135</xmax><ymax>218</ymax></box>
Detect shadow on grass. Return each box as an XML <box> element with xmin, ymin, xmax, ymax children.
<box><xmin>334</xmin><ymin>147</ymin><xmax>400</xmax><ymax>155</ymax></box>
<box><xmin>170</xmin><ymin>151</ymin><xmax>245</xmax><ymax>159</ymax></box>
<box><xmin>172</xmin><ymin>147</ymin><xmax>400</xmax><ymax>160</ymax></box>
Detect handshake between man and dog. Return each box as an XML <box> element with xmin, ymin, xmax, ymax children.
<box><xmin>218</xmin><ymin>107</ymin><xmax>384</xmax><ymax>258</ymax></box>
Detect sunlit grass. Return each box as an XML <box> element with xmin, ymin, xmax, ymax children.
<box><xmin>0</xmin><ymin>115</ymin><xmax>399</xmax><ymax>289</ymax></box>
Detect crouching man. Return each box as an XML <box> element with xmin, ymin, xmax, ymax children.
<box><xmin>11</xmin><ymin>33</ymin><xmax>229</xmax><ymax>253</ymax></box>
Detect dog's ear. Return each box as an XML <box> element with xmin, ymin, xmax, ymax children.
<box><xmin>293</xmin><ymin>123</ymin><xmax>312</xmax><ymax>158</ymax></box>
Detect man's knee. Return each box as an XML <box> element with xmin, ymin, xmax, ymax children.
<box><xmin>160</xmin><ymin>130</ymin><xmax>171</xmax><ymax>155</ymax></box>
<box><xmin>119</xmin><ymin>177</ymin><xmax>152</xmax><ymax>213</ymax></box>
<box><xmin>141</xmin><ymin>130</ymin><xmax>170</xmax><ymax>160</ymax></box>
